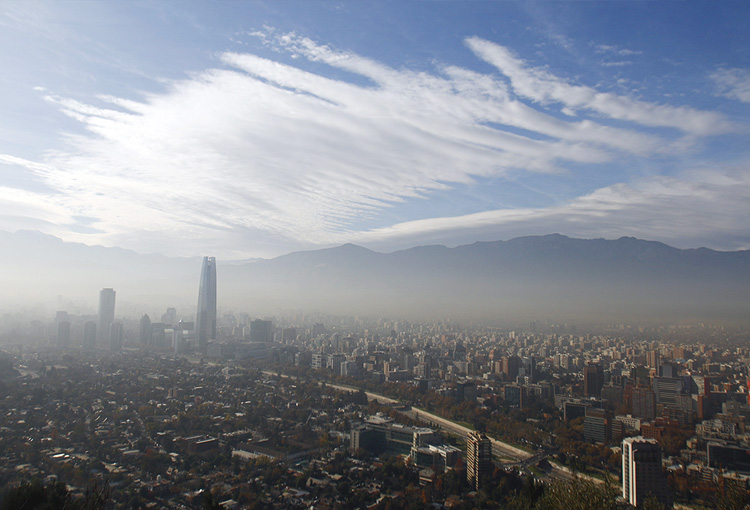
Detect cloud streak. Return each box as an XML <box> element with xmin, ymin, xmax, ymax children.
<box><xmin>2</xmin><ymin>31</ymin><xmax>744</xmax><ymax>256</ymax></box>
<box><xmin>352</xmin><ymin>167</ymin><xmax>750</xmax><ymax>252</ymax></box>
<box><xmin>466</xmin><ymin>37</ymin><xmax>731</xmax><ymax>136</ymax></box>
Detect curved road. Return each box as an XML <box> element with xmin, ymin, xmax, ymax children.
<box><xmin>263</xmin><ymin>371</ymin><xmax>602</xmax><ymax>484</ymax></box>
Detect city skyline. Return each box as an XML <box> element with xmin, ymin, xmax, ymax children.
<box><xmin>0</xmin><ymin>2</ymin><xmax>749</xmax><ymax>259</ymax></box>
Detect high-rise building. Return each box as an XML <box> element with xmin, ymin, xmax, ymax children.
<box><xmin>249</xmin><ymin>319</ymin><xmax>273</xmax><ymax>343</ymax></box>
<box><xmin>584</xmin><ymin>363</ymin><xmax>605</xmax><ymax>397</ymax></box>
<box><xmin>282</xmin><ymin>327</ymin><xmax>297</xmax><ymax>344</ymax></box>
<box><xmin>151</xmin><ymin>323</ymin><xmax>167</xmax><ymax>349</ymax></box>
<box><xmin>97</xmin><ymin>288</ymin><xmax>116</xmax><ymax>348</ymax></box>
<box><xmin>109</xmin><ymin>322</ymin><xmax>123</xmax><ymax>352</ymax></box>
<box><xmin>196</xmin><ymin>257</ymin><xmax>217</xmax><ymax>355</ymax></box>
<box><xmin>466</xmin><ymin>431</ymin><xmax>492</xmax><ymax>490</ymax></box>
<box><xmin>56</xmin><ymin>321</ymin><xmax>71</xmax><ymax>349</ymax></box>
<box><xmin>583</xmin><ymin>408</ymin><xmax>612</xmax><ymax>444</ymax></box>
<box><xmin>139</xmin><ymin>314</ymin><xmax>152</xmax><ymax>347</ymax></box>
<box><xmin>161</xmin><ymin>307</ymin><xmax>177</xmax><ymax>326</ymax></box>
<box><xmin>83</xmin><ymin>321</ymin><xmax>97</xmax><ymax>351</ymax></box>
<box><xmin>502</xmin><ymin>355</ymin><xmax>520</xmax><ymax>380</ymax></box>
<box><xmin>632</xmin><ymin>386</ymin><xmax>657</xmax><ymax>420</ymax></box>
<box><xmin>622</xmin><ymin>436</ymin><xmax>668</xmax><ymax>507</ymax></box>
<box><xmin>647</xmin><ymin>350</ymin><xmax>661</xmax><ymax>371</ymax></box>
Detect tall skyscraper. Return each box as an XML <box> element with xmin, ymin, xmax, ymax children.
<box><xmin>139</xmin><ymin>314</ymin><xmax>152</xmax><ymax>347</ymax></box>
<box><xmin>97</xmin><ymin>288</ymin><xmax>116</xmax><ymax>348</ymax></box>
<box><xmin>196</xmin><ymin>257</ymin><xmax>217</xmax><ymax>355</ymax></box>
<box><xmin>622</xmin><ymin>436</ymin><xmax>668</xmax><ymax>507</ymax></box>
<box><xmin>466</xmin><ymin>431</ymin><xmax>492</xmax><ymax>490</ymax></box>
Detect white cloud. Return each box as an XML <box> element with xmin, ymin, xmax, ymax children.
<box><xmin>6</xmin><ymin>32</ymin><xmax>741</xmax><ymax>257</ymax></box>
<box><xmin>351</xmin><ymin>167</ymin><xmax>750</xmax><ymax>252</ymax></box>
<box><xmin>600</xmin><ymin>61</ymin><xmax>632</xmax><ymax>68</ymax></box>
<box><xmin>0</xmin><ymin>154</ymin><xmax>76</xmax><ymax>231</ymax></box>
<box><xmin>711</xmin><ymin>68</ymin><xmax>750</xmax><ymax>103</ymax></box>
<box><xmin>594</xmin><ymin>44</ymin><xmax>642</xmax><ymax>57</ymax></box>
<box><xmin>467</xmin><ymin>37</ymin><xmax>731</xmax><ymax>136</ymax></box>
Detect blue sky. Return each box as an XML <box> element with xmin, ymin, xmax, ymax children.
<box><xmin>1</xmin><ymin>1</ymin><xmax>749</xmax><ymax>258</ymax></box>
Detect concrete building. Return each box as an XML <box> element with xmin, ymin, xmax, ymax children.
<box><xmin>196</xmin><ymin>256</ymin><xmax>217</xmax><ymax>355</ymax></box>
<box><xmin>139</xmin><ymin>314</ymin><xmax>152</xmax><ymax>347</ymax></box>
<box><xmin>350</xmin><ymin>415</ymin><xmax>437</xmax><ymax>458</ymax></box>
<box><xmin>622</xmin><ymin>436</ymin><xmax>668</xmax><ymax>507</ymax></box>
<box><xmin>466</xmin><ymin>430</ymin><xmax>492</xmax><ymax>490</ymax></box>
<box><xmin>97</xmin><ymin>288</ymin><xmax>116</xmax><ymax>348</ymax></box>
<box><xmin>109</xmin><ymin>322</ymin><xmax>123</xmax><ymax>352</ymax></box>
<box><xmin>82</xmin><ymin>321</ymin><xmax>96</xmax><ymax>351</ymax></box>
<box><xmin>249</xmin><ymin>319</ymin><xmax>273</xmax><ymax>343</ymax></box>
<box><xmin>584</xmin><ymin>363</ymin><xmax>604</xmax><ymax>397</ymax></box>
<box><xmin>56</xmin><ymin>321</ymin><xmax>71</xmax><ymax>349</ymax></box>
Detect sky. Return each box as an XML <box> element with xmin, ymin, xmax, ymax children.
<box><xmin>1</xmin><ymin>1</ymin><xmax>749</xmax><ymax>259</ymax></box>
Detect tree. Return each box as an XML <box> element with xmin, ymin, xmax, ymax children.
<box><xmin>534</xmin><ymin>477</ymin><xmax>619</xmax><ymax>510</ymax></box>
<box><xmin>715</xmin><ymin>478</ymin><xmax>750</xmax><ymax>510</ymax></box>
<box><xmin>643</xmin><ymin>493</ymin><xmax>669</xmax><ymax>510</ymax></box>
<box><xmin>0</xmin><ymin>479</ymin><xmax>109</xmax><ymax>510</ymax></box>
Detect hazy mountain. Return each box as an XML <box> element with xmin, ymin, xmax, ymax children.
<box><xmin>2</xmin><ymin>231</ymin><xmax>749</xmax><ymax>324</ymax></box>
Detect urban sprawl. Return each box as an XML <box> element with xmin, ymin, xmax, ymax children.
<box><xmin>1</xmin><ymin>259</ymin><xmax>749</xmax><ymax>509</ymax></box>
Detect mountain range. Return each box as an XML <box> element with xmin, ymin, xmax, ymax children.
<box><xmin>2</xmin><ymin>231</ymin><xmax>749</xmax><ymax>324</ymax></box>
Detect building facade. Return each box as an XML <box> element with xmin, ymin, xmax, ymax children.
<box><xmin>622</xmin><ymin>436</ymin><xmax>668</xmax><ymax>507</ymax></box>
<box><xmin>196</xmin><ymin>256</ymin><xmax>217</xmax><ymax>355</ymax></box>
<box><xmin>466</xmin><ymin>431</ymin><xmax>492</xmax><ymax>490</ymax></box>
<box><xmin>97</xmin><ymin>288</ymin><xmax>116</xmax><ymax>348</ymax></box>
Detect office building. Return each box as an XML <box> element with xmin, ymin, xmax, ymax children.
<box><xmin>82</xmin><ymin>321</ymin><xmax>96</xmax><ymax>351</ymax></box>
<box><xmin>584</xmin><ymin>363</ymin><xmax>605</xmax><ymax>397</ymax></box>
<box><xmin>622</xmin><ymin>436</ymin><xmax>668</xmax><ymax>507</ymax></box>
<box><xmin>97</xmin><ymin>288</ymin><xmax>116</xmax><ymax>348</ymax></box>
<box><xmin>56</xmin><ymin>321</ymin><xmax>71</xmax><ymax>349</ymax></box>
<box><xmin>109</xmin><ymin>322</ymin><xmax>123</xmax><ymax>352</ymax></box>
<box><xmin>707</xmin><ymin>441</ymin><xmax>750</xmax><ymax>472</ymax></box>
<box><xmin>139</xmin><ymin>314</ymin><xmax>152</xmax><ymax>347</ymax></box>
<box><xmin>632</xmin><ymin>386</ymin><xmax>657</xmax><ymax>420</ymax></box>
<box><xmin>196</xmin><ymin>256</ymin><xmax>217</xmax><ymax>355</ymax></box>
<box><xmin>282</xmin><ymin>327</ymin><xmax>297</xmax><ymax>344</ymax></box>
<box><xmin>249</xmin><ymin>319</ymin><xmax>273</xmax><ymax>343</ymax></box>
<box><xmin>502</xmin><ymin>355</ymin><xmax>520</xmax><ymax>380</ymax></box>
<box><xmin>584</xmin><ymin>408</ymin><xmax>612</xmax><ymax>444</ymax></box>
<box><xmin>350</xmin><ymin>415</ymin><xmax>436</xmax><ymax>457</ymax></box>
<box><xmin>161</xmin><ymin>307</ymin><xmax>177</xmax><ymax>326</ymax></box>
<box><xmin>466</xmin><ymin>431</ymin><xmax>492</xmax><ymax>490</ymax></box>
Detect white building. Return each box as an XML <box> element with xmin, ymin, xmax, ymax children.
<box><xmin>622</xmin><ymin>436</ymin><xmax>668</xmax><ymax>507</ymax></box>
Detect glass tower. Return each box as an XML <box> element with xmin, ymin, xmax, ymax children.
<box><xmin>97</xmin><ymin>288</ymin><xmax>116</xmax><ymax>348</ymax></box>
<box><xmin>196</xmin><ymin>256</ymin><xmax>217</xmax><ymax>354</ymax></box>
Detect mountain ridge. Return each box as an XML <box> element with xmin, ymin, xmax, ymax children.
<box><xmin>1</xmin><ymin>230</ymin><xmax>749</xmax><ymax>323</ymax></box>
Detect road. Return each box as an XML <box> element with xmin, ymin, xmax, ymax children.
<box><xmin>319</xmin><ymin>379</ymin><xmax>532</xmax><ymax>461</ymax></box>
<box><xmin>262</xmin><ymin>371</ymin><xmax>603</xmax><ymax>484</ymax></box>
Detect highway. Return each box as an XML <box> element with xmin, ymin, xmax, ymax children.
<box><xmin>261</xmin><ymin>371</ymin><xmax>602</xmax><ymax>484</ymax></box>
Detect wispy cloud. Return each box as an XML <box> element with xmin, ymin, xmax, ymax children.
<box><xmin>352</xmin><ymin>167</ymin><xmax>750</xmax><ymax>251</ymax></box>
<box><xmin>0</xmin><ymin>155</ymin><xmax>75</xmax><ymax>231</ymax></box>
<box><xmin>467</xmin><ymin>37</ymin><xmax>731</xmax><ymax>136</ymax></box>
<box><xmin>4</xmin><ymin>31</ymin><xmax>741</xmax><ymax>256</ymax></box>
<box><xmin>594</xmin><ymin>44</ymin><xmax>642</xmax><ymax>57</ymax></box>
<box><xmin>711</xmin><ymin>67</ymin><xmax>750</xmax><ymax>103</ymax></box>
